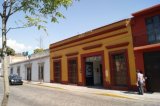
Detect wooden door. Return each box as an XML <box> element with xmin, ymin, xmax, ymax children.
<box><xmin>68</xmin><ymin>59</ymin><xmax>78</xmax><ymax>84</ymax></box>
<box><xmin>54</xmin><ymin>61</ymin><xmax>61</xmax><ymax>83</ymax></box>
<box><xmin>110</xmin><ymin>53</ymin><xmax>128</xmax><ymax>87</ymax></box>
<box><xmin>144</xmin><ymin>51</ymin><xmax>160</xmax><ymax>92</ymax></box>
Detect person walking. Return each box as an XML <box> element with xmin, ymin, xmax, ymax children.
<box><xmin>137</xmin><ymin>70</ymin><xmax>145</xmax><ymax>95</ymax></box>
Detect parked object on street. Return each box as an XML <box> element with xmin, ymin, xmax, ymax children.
<box><xmin>9</xmin><ymin>74</ymin><xmax>23</xmax><ymax>85</ymax></box>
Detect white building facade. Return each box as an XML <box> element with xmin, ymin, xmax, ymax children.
<box><xmin>0</xmin><ymin>55</ymin><xmax>27</xmax><ymax>77</ymax></box>
<box><xmin>9</xmin><ymin>49</ymin><xmax>50</xmax><ymax>83</ymax></box>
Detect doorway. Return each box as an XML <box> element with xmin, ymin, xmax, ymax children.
<box><xmin>68</xmin><ymin>58</ymin><xmax>78</xmax><ymax>84</ymax></box>
<box><xmin>53</xmin><ymin>60</ymin><xmax>61</xmax><ymax>83</ymax></box>
<box><xmin>85</xmin><ymin>56</ymin><xmax>103</xmax><ymax>86</ymax></box>
<box><xmin>38</xmin><ymin>63</ymin><xmax>44</xmax><ymax>82</ymax></box>
<box><xmin>27</xmin><ymin>67</ymin><xmax>31</xmax><ymax>81</ymax></box>
<box><xmin>144</xmin><ymin>51</ymin><xmax>160</xmax><ymax>92</ymax></box>
<box><xmin>110</xmin><ymin>51</ymin><xmax>129</xmax><ymax>87</ymax></box>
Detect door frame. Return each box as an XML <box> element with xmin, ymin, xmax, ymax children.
<box><xmin>27</xmin><ymin>67</ymin><xmax>32</xmax><ymax>81</ymax></box>
<box><xmin>53</xmin><ymin>59</ymin><xmax>62</xmax><ymax>83</ymax></box>
<box><xmin>109</xmin><ymin>49</ymin><xmax>131</xmax><ymax>90</ymax></box>
<box><xmin>67</xmin><ymin>57</ymin><xmax>78</xmax><ymax>84</ymax></box>
<box><xmin>38</xmin><ymin>63</ymin><xmax>44</xmax><ymax>81</ymax></box>
<box><xmin>143</xmin><ymin>51</ymin><xmax>160</xmax><ymax>92</ymax></box>
<box><xmin>81</xmin><ymin>51</ymin><xmax>106</xmax><ymax>86</ymax></box>
<box><xmin>85</xmin><ymin>62</ymin><xmax>94</xmax><ymax>86</ymax></box>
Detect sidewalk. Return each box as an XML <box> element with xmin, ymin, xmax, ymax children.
<box><xmin>23</xmin><ymin>80</ymin><xmax>160</xmax><ymax>102</ymax></box>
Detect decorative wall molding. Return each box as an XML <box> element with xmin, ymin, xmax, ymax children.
<box><xmin>106</xmin><ymin>42</ymin><xmax>129</xmax><ymax>49</ymax></box>
<box><xmin>65</xmin><ymin>52</ymin><xmax>79</xmax><ymax>56</ymax></box>
<box><xmin>51</xmin><ymin>31</ymin><xmax>128</xmax><ymax>52</ymax></box>
<box><xmin>50</xmin><ymin>24</ymin><xmax>126</xmax><ymax>49</ymax></box>
<box><xmin>52</xmin><ymin>56</ymin><xmax>62</xmax><ymax>59</ymax></box>
<box><xmin>82</xmin><ymin>44</ymin><xmax>102</xmax><ymax>50</ymax></box>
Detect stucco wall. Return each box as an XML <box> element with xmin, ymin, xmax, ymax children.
<box><xmin>10</xmin><ymin>56</ymin><xmax>50</xmax><ymax>83</ymax></box>
<box><xmin>50</xmin><ymin>19</ymin><xmax>137</xmax><ymax>89</ymax></box>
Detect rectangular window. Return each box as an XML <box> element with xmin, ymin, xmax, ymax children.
<box><xmin>17</xmin><ymin>66</ymin><xmax>20</xmax><ymax>76</ymax></box>
<box><xmin>146</xmin><ymin>15</ymin><xmax>160</xmax><ymax>43</ymax></box>
<box><xmin>54</xmin><ymin>61</ymin><xmax>61</xmax><ymax>83</ymax></box>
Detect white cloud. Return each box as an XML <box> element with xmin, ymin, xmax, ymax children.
<box><xmin>0</xmin><ymin>38</ymin><xmax>34</xmax><ymax>53</ymax></box>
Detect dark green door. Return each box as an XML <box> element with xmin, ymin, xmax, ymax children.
<box><xmin>85</xmin><ymin>62</ymin><xmax>94</xmax><ymax>86</ymax></box>
<box><xmin>144</xmin><ymin>51</ymin><xmax>160</xmax><ymax>92</ymax></box>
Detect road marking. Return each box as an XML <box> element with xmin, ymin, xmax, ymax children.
<box><xmin>94</xmin><ymin>93</ymin><xmax>137</xmax><ymax>99</ymax></box>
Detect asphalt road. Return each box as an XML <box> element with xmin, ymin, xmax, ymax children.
<box><xmin>0</xmin><ymin>78</ymin><xmax>160</xmax><ymax>106</ymax></box>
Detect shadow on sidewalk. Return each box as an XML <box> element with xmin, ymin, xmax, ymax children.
<box><xmin>86</xmin><ymin>85</ymin><xmax>106</xmax><ymax>90</ymax></box>
<box><xmin>123</xmin><ymin>91</ymin><xmax>154</xmax><ymax>95</ymax></box>
<box><xmin>123</xmin><ymin>91</ymin><xmax>138</xmax><ymax>95</ymax></box>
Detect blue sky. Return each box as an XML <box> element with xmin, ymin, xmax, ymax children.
<box><xmin>0</xmin><ymin>0</ymin><xmax>160</xmax><ymax>53</ymax></box>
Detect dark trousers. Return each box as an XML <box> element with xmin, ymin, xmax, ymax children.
<box><xmin>138</xmin><ymin>81</ymin><xmax>144</xmax><ymax>95</ymax></box>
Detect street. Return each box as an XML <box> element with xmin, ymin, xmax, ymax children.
<box><xmin>0</xmin><ymin>78</ymin><xmax>160</xmax><ymax>106</ymax></box>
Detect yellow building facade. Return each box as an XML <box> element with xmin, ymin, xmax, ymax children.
<box><xmin>50</xmin><ymin>19</ymin><xmax>137</xmax><ymax>90</ymax></box>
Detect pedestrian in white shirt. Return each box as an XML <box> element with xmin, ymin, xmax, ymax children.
<box><xmin>137</xmin><ymin>70</ymin><xmax>145</xmax><ymax>95</ymax></box>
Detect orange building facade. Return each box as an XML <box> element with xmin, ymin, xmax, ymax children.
<box><xmin>50</xmin><ymin>19</ymin><xmax>137</xmax><ymax>90</ymax></box>
<box><xmin>131</xmin><ymin>4</ymin><xmax>160</xmax><ymax>92</ymax></box>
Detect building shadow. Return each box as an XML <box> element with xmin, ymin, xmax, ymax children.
<box><xmin>123</xmin><ymin>91</ymin><xmax>154</xmax><ymax>95</ymax></box>
<box><xmin>86</xmin><ymin>85</ymin><xmax>105</xmax><ymax>90</ymax></box>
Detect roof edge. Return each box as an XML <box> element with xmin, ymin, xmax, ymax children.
<box><xmin>50</xmin><ymin>19</ymin><xmax>129</xmax><ymax>48</ymax></box>
<box><xmin>132</xmin><ymin>4</ymin><xmax>160</xmax><ymax>16</ymax></box>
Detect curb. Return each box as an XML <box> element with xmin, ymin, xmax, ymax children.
<box><xmin>24</xmin><ymin>82</ymin><xmax>65</xmax><ymax>90</ymax></box>
<box><xmin>37</xmin><ymin>84</ymin><xmax>65</xmax><ymax>90</ymax></box>
<box><xmin>24</xmin><ymin>82</ymin><xmax>136</xmax><ymax>100</ymax></box>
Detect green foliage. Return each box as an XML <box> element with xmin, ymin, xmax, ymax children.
<box><xmin>0</xmin><ymin>47</ymin><xmax>15</xmax><ymax>57</ymax></box>
<box><xmin>0</xmin><ymin>0</ymin><xmax>79</xmax><ymax>54</ymax></box>
<box><xmin>34</xmin><ymin>48</ymin><xmax>44</xmax><ymax>54</ymax></box>
<box><xmin>2</xmin><ymin>0</ymin><xmax>78</xmax><ymax>33</ymax></box>
<box><xmin>6</xmin><ymin>47</ymin><xmax>15</xmax><ymax>56</ymax></box>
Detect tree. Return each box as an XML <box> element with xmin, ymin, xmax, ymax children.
<box><xmin>0</xmin><ymin>46</ymin><xmax>15</xmax><ymax>56</ymax></box>
<box><xmin>34</xmin><ymin>48</ymin><xmax>44</xmax><ymax>54</ymax></box>
<box><xmin>6</xmin><ymin>46</ymin><xmax>15</xmax><ymax>56</ymax></box>
<box><xmin>0</xmin><ymin>0</ymin><xmax>78</xmax><ymax>106</ymax></box>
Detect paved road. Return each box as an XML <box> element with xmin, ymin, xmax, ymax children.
<box><xmin>0</xmin><ymin>78</ymin><xmax>160</xmax><ymax>106</ymax></box>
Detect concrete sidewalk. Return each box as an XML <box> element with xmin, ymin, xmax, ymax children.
<box><xmin>23</xmin><ymin>80</ymin><xmax>160</xmax><ymax>102</ymax></box>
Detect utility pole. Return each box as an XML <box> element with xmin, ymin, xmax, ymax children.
<box><xmin>1</xmin><ymin>0</ymin><xmax>10</xmax><ymax>106</ymax></box>
<box><xmin>36</xmin><ymin>36</ymin><xmax>44</xmax><ymax>49</ymax></box>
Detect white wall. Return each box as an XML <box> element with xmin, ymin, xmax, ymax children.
<box><xmin>9</xmin><ymin>62</ymin><xmax>26</xmax><ymax>79</ymax></box>
<box><xmin>9</xmin><ymin>56</ymin><xmax>50</xmax><ymax>83</ymax></box>
<box><xmin>44</xmin><ymin>58</ymin><xmax>50</xmax><ymax>82</ymax></box>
